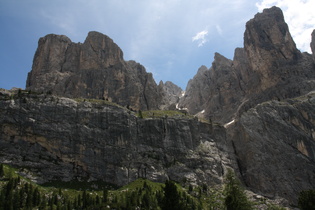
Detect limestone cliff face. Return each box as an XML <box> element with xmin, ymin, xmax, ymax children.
<box><xmin>0</xmin><ymin>92</ymin><xmax>230</xmax><ymax>187</ymax></box>
<box><xmin>179</xmin><ymin>7</ymin><xmax>315</xmax><ymax>124</ymax></box>
<box><xmin>26</xmin><ymin>31</ymin><xmax>164</xmax><ymax>111</ymax></box>
<box><xmin>231</xmin><ymin>92</ymin><xmax>315</xmax><ymax>203</ymax></box>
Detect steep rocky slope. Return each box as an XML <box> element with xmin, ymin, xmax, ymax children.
<box><xmin>231</xmin><ymin>92</ymin><xmax>315</xmax><ymax>203</ymax></box>
<box><xmin>0</xmin><ymin>91</ymin><xmax>232</xmax><ymax>187</ymax></box>
<box><xmin>179</xmin><ymin>7</ymin><xmax>315</xmax><ymax>124</ymax></box>
<box><xmin>26</xmin><ymin>31</ymin><xmax>165</xmax><ymax>111</ymax></box>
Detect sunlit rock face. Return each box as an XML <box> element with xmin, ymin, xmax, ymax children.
<box><xmin>179</xmin><ymin>6</ymin><xmax>315</xmax><ymax>124</ymax></box>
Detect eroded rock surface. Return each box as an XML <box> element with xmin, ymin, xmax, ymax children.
<box><xmin>158</xmin><ymin>81</ymin><xmax>183</xmax><ymax>110</ymax></box>
<box><xmin>179</xmin><ymin>7</ymin><xmax>315</xmax><ymax>124</ymax></box>
<box><xmin>0</xmin><ymin>92</ymin><xmax>230</xmax><ymax>187</ymax></box>
<box><xmin>26</xmin><ymin>31</ymin><xmax>164</xmax><ymax>111</ymax></box>
<box><xmin>231</xmin><ymin>92</ymin><xmax>315</xmax><ymax>203</ymax></box>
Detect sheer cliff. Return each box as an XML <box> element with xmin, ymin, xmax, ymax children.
<box><xmin>0</xmin><ymin>91</ymin><xmax>232</xmax><ymax>187</ymax></box>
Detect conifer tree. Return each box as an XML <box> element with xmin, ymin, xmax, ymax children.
<box><xmin>162</xmin><ymin>180</ymin><xmax>182</xmax><ymax>210</ymax></box>
<box><xmin>223</xmin><ymin>169</ymin><xmax>252</xmax><ymax>210</ymax></box>
<box><xmin>298</xmin><ymin>189</ymin><xmax>315</xmax><ymax>210</ymax></box>
<box><xmin>33</xmin><ymin>187</ymin><xmax>41</xmax><ymax>206</ymax></box>
<box><xmin>0</xmin><ymin>164</ymin><xmax>4</xmax><ymax>177</ymax></box>
<box><xmin>40</xmin><ymin>195</ymin><xmax>47</xmax><ymax>210</ymax></box>
<box><xmin>13</xmin><ymin>189</ymin><xmax>20</xmax><ymax>210</ymax></box>
<box><xmin>102</xmin><ymin>189</ymin><xmax>108</xmax><ymax>203</ymax></box>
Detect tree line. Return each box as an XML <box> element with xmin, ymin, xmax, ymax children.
<box><xmin>0</xmin><ymin>164</ymin><xmax>314</xmax><ymax>209</ymax></box>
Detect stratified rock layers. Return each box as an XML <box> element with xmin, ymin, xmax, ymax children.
<box><xmin>0</xmin><ymin>93</ymin><xmax>229</xmax><ymax>187</ymax></box>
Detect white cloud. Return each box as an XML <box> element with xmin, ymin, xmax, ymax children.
<box><xmin>216</xmin><ymin>25</ymin><xmax>223</xmax><ymax>36</ymax></box>
<box><xmin>256</xmin><ymin>0</ymin><xmax>315</xmax><ymax>53</ymax></box>
<box><xmin>192</xmin><ymin>30</ymin><xmax>209</xmax><ymax>47</ymax></box>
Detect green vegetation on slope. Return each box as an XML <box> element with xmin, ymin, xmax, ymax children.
<box><xmin>0</xmin><ymin>164</ymin><xmax>290</xmax><ymax>209</ymax></box>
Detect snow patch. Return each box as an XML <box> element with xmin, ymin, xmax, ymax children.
<box><xmin>224</xmin><ymin>119</ymin><xmax>235</xmax><ymax>128</ymax></box>
<box><xmin>176</xmin><ymin>103</ymin><xmax>188</xmax><ymax>111</ymax></box>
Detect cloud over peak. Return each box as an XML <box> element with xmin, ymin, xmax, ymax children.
<box><xmin>192</xmin><ymin>30</ymin><xmax>208</xmax><ymax>47</ymax></box>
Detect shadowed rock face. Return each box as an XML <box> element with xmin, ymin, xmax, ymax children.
<box><xmin>26</xmin><ymin>31</ymin><xmax>164</xmax><ymax>111</ymax></box>
<box><xmin>0</xmin><ymin>92</ymin><xmax>230</xmax><ymax>187</ymax></box>
<box><xmin>232</xmin><ymin>92</ymin><xmax>315</xmax><ymax>203</ymax></box>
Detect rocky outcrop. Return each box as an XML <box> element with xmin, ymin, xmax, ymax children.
<box><xmin>158</xmin><ymin>81</ymin><xmax>183</xmax><ymax>110</ymax></box>
<box><xmin>26</xmin><ymin>31</ymin><xmax>164</xmax><ymax>111</ymax></box>
<box><xmin>179</xmin><ymin>7</ymin><xmax>315</xmax><ymax>124</ymax></box>
<box><xmin>244</xmin><ymin>7</ymin><xmax>300</xmax><ymax>92</ymax></box>
<box><xmin>0</xmin><ymin>91</ymin><xmax>231</xmax><ymax>187</ymax></box>
<box><xmin>178</xmin><ymin>65</ymin><xmax>211</xmax><ymax>114</ymax></box>
<box><xmin>179</xmin><ymin>52</ymin><xmax>246</xmax><ymax>123</ymax></box>
<box><xmin>231</xmin><ymin>91</ymin><xmax>315</xmax><ymax>203</ymax></box>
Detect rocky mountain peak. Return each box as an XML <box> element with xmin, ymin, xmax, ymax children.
<box><xmin>244</xmin><ymin>6</ymin><xmax>300</xmax><ymax>91</ymax></box>
<box><xmin>158</xmin><ymin>81</ymin><xmax>183</xmax><ymax>110</ymax></box>
<box><xmin>179</xmin><ymin>6</ymin><xmax>315</xmax><ymax>124</ymax></box>
<box><xmin>212</xmin><ymin>53</ymin><xmax>232</xmax><ymax>70</ymax></box>
<box><xmin>163</xmin><ymin>81</ymin><xmax>182</xmax><ymax>96</ymax></box>
<box><xmin>178</xmin><ymin>65</ymin><xmax>211</xmax><ymax>114</ymax></box>
<box><xmin>26</xmin><ymin>31</ymin><xmax>165</xmax><ymax>110</ymax></box>
<box><xmin>244</xmin><ymin>6</ymin><xmax>298</xmax><ymax>56</ymax></box>
<box><xmin>196</xmin><ymin>65</ymin><xmax>208</xmax><ymax>75</ymax></box>
<box><xmin>30</xmin><ymin>34</ymin><xmax>71</xmax><ymax>75</ymax></box>
<box><xmin>81</xmin><ymin>31</ymin><xmax>124</xmax><ymax>69</ymax></box>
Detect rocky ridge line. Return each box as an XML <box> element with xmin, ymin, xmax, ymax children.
<box><xmin>179</xmin><ymin>6</ymin><xmax>315</xmax><ymax>124</ymax></box>
<box><xmin>26</xmin><ymin>31</ymin><xmax>181</xmax><ymax>111</ymax></box>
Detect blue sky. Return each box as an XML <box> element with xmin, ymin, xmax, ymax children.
<box><xmin>0</xmin><ymin>0</ymin><xmax>314</xmax><ymax>90</ymax></box>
